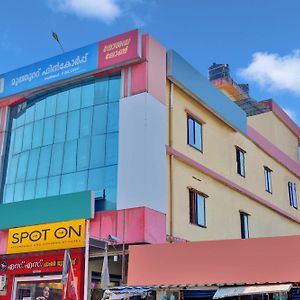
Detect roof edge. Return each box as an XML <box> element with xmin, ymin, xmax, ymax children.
<box><xmin>259</xmin><ymin>99</ymin><xmax>300</xmax><ymax>139</ymax></box>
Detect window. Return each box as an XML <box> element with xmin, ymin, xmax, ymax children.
<box><xmin>1</xmin><ymin>75</ymin><xmax>121</xmax><ymax>204</ymax></box>
<box><xmin>240</xmin><ymin>212</ymin><xmax>249</xmax><ymax>239</ymax></box>
<box><xmin>187</xmin><ymin>116</ymin><xmax>202</xmax><ymax>151</ymax></box>
<box><xmin>236</xmin><ymin>147</ymin><xmax>246</xmax><ymax>177</ymax></box>
<box><xmin>288</xmin><ymin>182</ymin><xmax>298</xmax><ymax>209</ymax></box>
<box><xmin>264</xmin><ymin>167</ymin><xmax>272</xmax><ymax>193</ymax></box>
<box><xmin>189</xmin><ymin>189</ymin><xmax>206</xmax><ymax>227</ymax></box>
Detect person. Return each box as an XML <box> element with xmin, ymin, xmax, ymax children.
<box><xmin>36</xmin><ymin>286</ymin><xmax>50</xmax><ymax>300</ymax></box>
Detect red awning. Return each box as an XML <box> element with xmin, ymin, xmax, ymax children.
<box><xmin>128</xmin><ymin>235</ymin><xmax>300</xmax><ymax>286</ymax></box>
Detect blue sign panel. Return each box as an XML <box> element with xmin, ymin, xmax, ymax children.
<box><xmin>0</xmin><ymin>43</ymin><xmax>99</xmax><ymax>99</ymax></box>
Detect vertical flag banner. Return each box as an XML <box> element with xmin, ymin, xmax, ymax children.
<box><xmin>61</xmin><ymin>249</ymin><xmax>70</xmax><ymax>285</ymax></box>
<box><xmin>101</xmin><ymin>245</ymin><xmax>110</xmax><ymax>290</ymax></box>
<box><xmin>66</xmin><ymin>265</ymin><xmax>77</xmax><ymax>299</ymax></box>
<box><xmin>62</xmin><ymin>249</ymin><xmax>78</xmax><ymax>300</ymax></box>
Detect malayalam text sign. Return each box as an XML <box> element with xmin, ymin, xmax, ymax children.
<box><xmin>98</xmin><ymin>29</ymin><xmax>141</xmax><ymax>70</ymax></box>
<box><xmin>0</xmin><ymin>29</ymin><xmax>142</xmax><ymax>100</ymax></box>
<box><xmin>0</xmin><ymin>43</ymin><xmax>98</xmax><ymax>100</ymax></box>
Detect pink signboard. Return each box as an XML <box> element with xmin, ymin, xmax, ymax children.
<box><xmin>98</xmin><ymin>29</ymin><xmax>141</xmax><ymax>70</ymax></box>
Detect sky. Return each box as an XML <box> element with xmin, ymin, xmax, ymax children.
<box><xmin>1</xmin><ymin>0</ymin><xmax>300</xmax><ymax>125</ymax></box>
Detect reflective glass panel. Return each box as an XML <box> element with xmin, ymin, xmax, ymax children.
<box><xmin>90</xmin><ymin>135</ymin><xmax>105</xmax><ymax>168</ymax></box>
<box><xmin>32</xmin><ymin>120</ymin><xmax>44</xmax><ymax>148</ymax></box>
<box><xmin>109</xmin><ymin>77</ymin><xmax>121</xmax><ymax>102</ymax></box>
<box><xmin>107</xmin><ymin>102</ymin><xmax>119</xmax><ymax>133</ymax></box>
<box><xmin>61</xmin><ymin>173</ymin><xmax>76</xmax><ymax>194</ymax></box>
<box><xmin>14</xmin><ymin>127</ymin><xmax>24</xmax><ymax>154</ymax></box>
<box><xmin>69</xmin><ymin>86</ymin><xmax>81</xmax><ymax>111</ymax></box>
<box><xmin>43</xmin><ymin>117</ymin><xmax>55</xmax><ymax>146</ymax></box>
<box><xmin>25</xmin><ymin>105</ymin><xmax>35</xmax><ymax>124</ymax></box>
<box><xmin>24</xmin><ymin>180</ymin><xmax>36</xmax><ymax>200</ymax></box>
<box><xmin>56</xmin><ymin>91</ymin><xmax>69</xmax><ymax>114</ymax></box>
<box><xmin>77</xmin><ymin>137</ymin><xmax>91</xmax><ymax>171</ymax></box>
<box><xmin>81</xmin><ymin>83</ymin><xmax>94</xmax><ymax>108</ymax></box>
<box><xmin>36</xmin><ymin>178</ymin><xmax>47</xmax><ymax>198</ymax></box>
<box><xmin>105</xmin><ymin>133</ymin><xmax>118</xmax><ymax>166</ymax></box>
<box><xmin>45</xmin><ymin>95</ymin><xmax>57</xmax><ymax>117</ymax></box>
<box><xmin>37</xmin><ymin>145</ymin><xmax>52</xmax><ymax>178</ymax></box>
<box><xmin>66</xmin><ymin>110</ymin><xmax>80</xmax><ymax>140</ymax></box>
<box><xmin>80</xmin><ymin>107</ymin><xmax>93</xmax><ymax>137</ymax></box>
<box><xmin>62</xmin><ymin>140</ymin><xmax>77</xmax><ymax>173</ymax></box>
<box><xmin>54</xmin><ymin>114</ymin><xmax>67</xmax><ymax>143</ymax></box>
<box><xmin>35</xmin><ymin>100</ymin><xmax>46</xmax><ymax>121</ymax></box>
<box><xmin>17</xmin><ymin>151</ymin><xmax>29</xmax><ymax>181</ymax></box>
<box><xmin>49</xmin><ymin>143</ymin><xmax>64</xmax><ymax>176</ymax></box>
<box><xmin>23</xmin><ymin>124</ymin><xmax>33</xmax><ymax>150</ymax></box>
<box><xmin>6</xmin><ymin>155</ymin><xmax>19</xmax><ymax>184</ymax></box>
<box><xmin>88</xmin><ymin>168</ymin><xmax>105</xmax><ymax>194</ymax></box>
<box><xmin>2</xmin><ymin>75</ymin><xmax>120</xmax><ymax>206</ymax></box>
<box><xmin>26</xmin><ymin>148</ymin><xmax>40</xmax><ymax>180</ymax></box>
<box><xmin>93</xmin><ymin>105</ymin><xmax>107</xmax><ymax>135</ymax></box>
<box><xmin>47</xmin><ymin>176</ymin><xmax>61</xmax><ymax>196</ymax></box>
<box><xmin>4</xmin><ymin>184</ymin><xmax>14</xmax><ymax>203</ymax></box>
<box><xmin>14</xmin><ymin>181</ymin><xmax>25</xmax><ymax>202</ymax></box>
<box><xmin>94</xmin><ymin>79</ymin><xmax>108</xmax><ymax>104</ymax></box>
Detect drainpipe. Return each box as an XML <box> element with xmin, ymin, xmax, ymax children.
<box><xmin>168</xmin><ymin>82</ymin><xmax>174</xmax><ymax>239</ymax></box>
<box><xmin>84</xmin><ymin>219</ymin><xmax>90</xmax><ymax>300</ymax></box>
<box><xmin>121</xmin><ymin>209</ymin><xmax>126</xmax><ymax>285</ymax></box>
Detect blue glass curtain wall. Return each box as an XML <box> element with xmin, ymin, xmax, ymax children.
<box><xmin>2</xmin><ymin>75</ymin><xmax>121</xmax><ymax>209</ymax></box>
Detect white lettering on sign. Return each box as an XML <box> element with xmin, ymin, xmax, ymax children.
<box><xmin>10</xmin><ymin>53</ymin><xmax>89</xmax><ymax>87</ymax></box>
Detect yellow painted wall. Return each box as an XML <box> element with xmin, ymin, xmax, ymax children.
<box><xmin>167</xmin><ymin>81</ymin><xmax>300</xmax><ymax>240</ymax></box>
<box><xmin>248</xmin><ymin>112</ymin><xmax>299</xmax><ymax>161</ymax></box>
<box><xmin>168</xmin><ymin>158</ymin><xmax>300</xmax><ymax>240</ymax></box>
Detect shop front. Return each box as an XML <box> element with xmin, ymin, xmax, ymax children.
<box><xmin>0</xmin><ymin>251</ymin><xmax>84</xmax><ymax>300</ymax></box>
<box><xmin>0</xmin><ymin>218</ymin><xmax>87</xmax><ymax>300</ymax></box>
